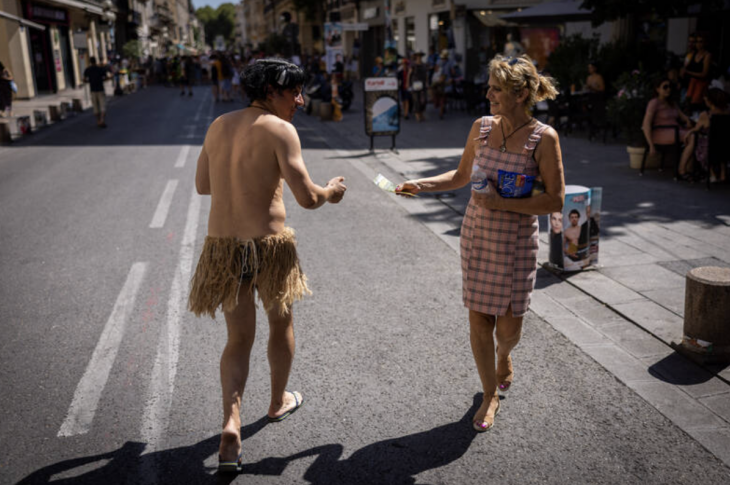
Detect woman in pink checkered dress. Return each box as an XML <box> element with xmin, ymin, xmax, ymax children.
<box><xmin>397</xmin><ymin>55</ymin><xmax>565</xmax><ymax>432</ymax></box>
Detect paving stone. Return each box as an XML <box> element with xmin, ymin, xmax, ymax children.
<box><xmin>612</xmin><ymin>299</ymin><xmax>684</xmax><ymax>345</ymax></box>
<box><xmin>567</xmin><ymin>271</ymin><xmax>645</xmax><ymax>305</ymax></box>
<box><xmin>543</xmin><ymin>314</ymin><xmax>609</xmax><ymax>346</ymax></box>
<box><xmin>593</xmin><ymin>252</ymin><xmax>661</xmax><ymax>267</ymax></box>
<box><xmin>568</xmin><ymin>298</ymin><xmax>632</xmax><ymax>328</ymax></box>
<box><xmin>641</xmin><ymin>286</ymin><xmax>686</xmax><ymax>316</ymax></box>
<box><xmin>542</xmin><ymin>278</ymin><xmax>587</xmax><ymax>303</ymax></box>
<box><xmin>600</xmin><ymin>323</ymin><xmax>672</xmax><ymax>358</ymax></box>
<box><xmin>601</xmin><ymin>263</ymin><xmax>686</xmax><ymax>292</ymax></box>
<box><xmin>641</xmin><ymin>352</ymin><xmax>730</xmax><ymax>399</ymax></box>
<box><xmin>684</xmin><ymin>427</ymin><xmax>730</xmax><ymax>468</ymax></box>
<box><xmin>657</xmin><ymin>257</ymin><xmax>730</xmax><ymax>277</ymax></box>
<box><xmin>628</xmin><ymin>381</ymin><xmax>727</xmax><ymax>430</ymax></box>
<box><xmin>529</xmin><ymin>290</ymin><xmax>570</xmax><ymax>320</ymax></box>
<box><xmin>699</xmin><ymin>392</ymin><xmax>730</xmax><ymax>423</ymax></box>
<box><xmin>581</xmin><ymin>343</ymin><xmax>654</xmax><ymax>384</ymax></box>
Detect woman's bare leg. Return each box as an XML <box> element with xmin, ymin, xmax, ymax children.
<box><xmin>219</xmin><ymin>286</ymin><xmax>257</xmax><ymax>462</ymax></box>
<box><xmin>495</xmin><ymin>306</ymin><xmax>524</xmax><ymax>389</ymax></box>
<box><xmin>469</xmin><ymin>310</ymin><xmax>499</xmax><ymax>425</ymax></box>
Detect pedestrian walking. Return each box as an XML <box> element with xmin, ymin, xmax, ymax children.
<box><xmin>187</xmin><ymin>58</ymin><xmax>347</xmax><ymax>473</ymax></box>
<box><xmin>179</xmin><ymin>56</ymin><xmax>194</xmax><ymax>96</ymax></box>
<box><xmin>395</xmin><ymin>54</ymin><xmax>564</xmax><ymax>432</ymax></box>
<box><xmin>409</xmin><ymin>52</ymin><xmax>429</xmax><ymax>122</ymax></box>
<box><xmin>83</xmin><ymin>57</ymin><xmax>110</xmax><ymax>128</ymax></box>
<box><xmin>0</xmin><ymin>61</ymin><xmax>14</xmax><ymax>118</ymax></box>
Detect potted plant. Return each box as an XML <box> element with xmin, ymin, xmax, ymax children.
<box><xmin>607</xmin><ymin>68</ymin><xmax>656</xmax><ymax>168</ymax></box>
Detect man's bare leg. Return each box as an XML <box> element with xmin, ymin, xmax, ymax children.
<box><xmin>219</xmin><ymin>287</ymin><xmax>256</xmax><ymax>462</ymax></box>
<box><xmin>495</xmin><ymin>306</ymin><xmax>523</xmax><ymax>390</ymax></box>
<box><xmin>469</xmin><ymin>310</ymin><xmax>499</xmax><ymax>425</ymax></box>
<box><xmin>266</xmin><ymin>305</ymin><xmax>300</xmax><ymax>418</ymax></box>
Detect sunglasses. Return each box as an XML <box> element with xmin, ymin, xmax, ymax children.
<box><xmin>660</xmin><ymin>84</ymin><xmax>671</xmax><ymax>90</ymax></box>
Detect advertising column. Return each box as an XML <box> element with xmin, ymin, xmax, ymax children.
<box><xmin>364</xmin><ymin>76</ymin><xmax>400</xmax><ymax>150</ymax></box>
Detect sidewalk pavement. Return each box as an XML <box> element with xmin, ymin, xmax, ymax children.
<box><xmin>296</xmin><ymin>83</ymin><xmax>730</xmax><ymax>466</ymax></box>
<box><xmin>1</xmin><ymin>80</ymin><xmax>118</xmax><ymax>139</ymax></box>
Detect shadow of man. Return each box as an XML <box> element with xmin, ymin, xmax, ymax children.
<box><xmin>243</xmin><ymin>393</ymin><xmax>487</xmax><ymax>484</ymax></box>
<box><xmin>15</xmin><ymin>417</ymin><xmax>269</xmax><ymax>485</ymax></box>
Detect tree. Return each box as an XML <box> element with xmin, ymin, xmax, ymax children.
<box><xmin>196</xmin><ymin>3</ymin><xmax>235</xmax><ymax>48</ymax></box>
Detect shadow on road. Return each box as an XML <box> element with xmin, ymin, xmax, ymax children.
<box><xmin>242</xmin><ymin>392</ymin><xmax>484</xmax><ymax>484</ymax></box>
<box><xmin>16</xmin><ymin>395</ymin><xmax>485</xmax><ymax>484</ymax></box>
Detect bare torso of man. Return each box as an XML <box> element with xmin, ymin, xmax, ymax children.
<box><xmin>196</xmin><ymin>108</ymin><xmax>291</xmax><ymax>240</ymax></box>
<box><xmin>564</xmin><ymin>225</ymin><xmax>580</xmax><ymax>254</ymax></box>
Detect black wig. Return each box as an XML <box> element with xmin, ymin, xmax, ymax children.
<box><xmin>242</xmin><ymin>59</ymin><xmax>305</xmax><ymax>102</ymax></box>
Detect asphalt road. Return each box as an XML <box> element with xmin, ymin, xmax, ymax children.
<box><xmin>0</xmin><ymin>86</ymin><xmax>728</xmax><ymax>485</ymax></box>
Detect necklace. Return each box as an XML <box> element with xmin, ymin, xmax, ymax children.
<box><xmin>250</xmin><ymin>104</ymin><xmax>273</xmax><ymax>114</ymax></box>
<box><xmin>499</xmin><ymin>117</ymin><xmax>534</xmax><ymax>153</ymax></box>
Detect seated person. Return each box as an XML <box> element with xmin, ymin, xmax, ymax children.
<box><xmin>642</xmin><ymin>77</ymin><xmax>692</xmax><ymax>169</ymax></box>
<box><xmin>678</xmin><ymin>86</ymin><xmax>730</xmax><ymax>181</ymax></box>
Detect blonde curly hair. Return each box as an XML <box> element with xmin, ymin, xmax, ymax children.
<box><xmin>488</xmin><ymin>54</ymin><xmax>559</xmax><ymax>114</ymax></box>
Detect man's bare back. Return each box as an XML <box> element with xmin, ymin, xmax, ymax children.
<box><xmin>196</xmin><ymin>106</ymin><xmax>344</xmax><ymax>240</ymax></box>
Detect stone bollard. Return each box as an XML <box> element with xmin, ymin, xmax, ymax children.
<box><xmin>0</xmin><ymin>122</ymin><xmax>11</xmax><ymax>143</ymax></box>
<box><xmin>674</xmin><ymin>266</ymin><xmax>730</xmax><ymax>364</ymax></box>
<box><xmin>319</xmin><ymin>101</ymin><xmax>333</xmax><ymax>121</ymax></box>
<box><xmin>33</xmin><ymin>110</ymin><xmax>48</xmax><ymax>129</ymax></box>
<box><xmin>310</xmin><ymin>99</ymin><xmax>322</xmax><ymax>116</ymax></box>
<box><xmin>49</xmin><ymin>105</ymin><xmax>61</xmax><ymax>122</ymax></box>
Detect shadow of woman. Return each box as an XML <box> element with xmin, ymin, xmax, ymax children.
<box><xmin>15</xmin><ymin>416</ymin><xmax>269</xmax><ymax>485</ymax></box>
<box><xmin>243</xmin><ymin>393</ymin><xmax>487</xmax><ymax>484</ymax></box>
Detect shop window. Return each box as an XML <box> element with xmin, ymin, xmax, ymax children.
<box><xmin>406</xmin><ymin>17</ymin><xmax>415</xmax><ymax>54</ymax></box>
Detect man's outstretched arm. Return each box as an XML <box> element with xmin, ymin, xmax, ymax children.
<box><xmin>274</xmin><ymin>122</ymin><xmax>346</xmax><ymax>209</ymax></box>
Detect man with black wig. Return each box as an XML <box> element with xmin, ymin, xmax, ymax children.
<box><xmin>188</xmin><ymin>58</ymin><xmax>347</xmax><ymax>473</ymax></box>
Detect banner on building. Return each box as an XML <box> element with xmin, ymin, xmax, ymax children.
<box><xmin>324</xmin><ymin>22</ymin><xmax>343</xmax><ymax>73</ymax></box>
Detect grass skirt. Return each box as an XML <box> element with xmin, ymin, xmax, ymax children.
<box><xmin>188</xmin><ymin>227</ymin><xmax>311</xmax><ymax>318</ymax></box>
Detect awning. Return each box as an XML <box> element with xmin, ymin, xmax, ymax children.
<box><xmin>40</xmin><ymin>0</ymin><xmax>105</xmax><ymax>16</ymax></box>
<box><xmin>472</xmin><ymin>10</ymin><xmax>515</xmax><ymax>28</ymax></box>
<box><xmin>0</xmin><ymin>9</ymin><xmax>46</xmax><ymax>30</ymax></box>
<box><xmin>501</xmin><ymin>0</ymin><xmax>592</xmax><ymax>21</ymax></box>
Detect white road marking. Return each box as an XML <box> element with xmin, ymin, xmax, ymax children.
<box><xmin>58</xmin><ymin>262</ymin><xmax>148</xmax><ymax>437</ymax></box>
<box><xmin>174</xmin><ymin>145</ymin><xmax>190</xmax><ymax>168</ymax></box>
<box><xmin>140</xmin><ymin>184</ymin><xmax>201</xmax><ymax>451</ymax></box>
<box><xmin>149</xmin><ymin>180</ymin><xmax>179</xmax><ymax>228</ymax></box>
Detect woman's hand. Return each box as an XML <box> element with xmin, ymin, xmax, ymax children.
<box><xmin>395</xmin><ymin>180</ymin><xmax>422</xmax><ymax>197</ymax></box>
<box><xmin>649</xmin><ymin>145</ymin><xmax>657</xmax><ymax>156</ymax></box>
<box><xmin>471</xmin><ymin>180</ymin><xmax>502</xmax><ymax>210</ymax></box>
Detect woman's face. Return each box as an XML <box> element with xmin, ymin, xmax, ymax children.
<box><xmin>696</xmin><ymin>37</ymin><xmax>706</xmax><ymax>50</ymax></box>
<box><xmin>656</xmin><ymin>81</ymin><xmax>671</xmax><ymax>100</ymax></box>
<box><xmin>588</xmin><ymin>64</ymin><xmax>596</xmax><ymax>75</ymax></box>
<box><xmin>487</xmin><ymin>79</ymin><xmax>519</xmax><ymax>116</ymax></box>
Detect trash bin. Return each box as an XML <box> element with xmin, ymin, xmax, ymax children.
<box><xmin>548</xmin><ymin>185</ymin><xmax>596</xmax><ymax>272</ymax></box>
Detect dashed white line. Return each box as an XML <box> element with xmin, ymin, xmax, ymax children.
<box><xmin>58</xmin><ymin>262</ymin><xmax>148</xmax><ymax>437</ymax></box>
<box><xmin>149</xmin><ymin>179</ymin><xmax>179</xmax><ymax>228</ymax></box>
<box><xmin>140</xmin><ymin>184</ymin><xmax>201</xmax><ymax>452</ymax></box>
<box><xmin>174</xmin><ymin>145</ymin><xmax>190</xmax><ymax>168</ymax></box>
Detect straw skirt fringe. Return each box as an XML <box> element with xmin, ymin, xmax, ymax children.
<box><xmin>188</xmin><ymin>227</ymin><xmax>311</xmax><ymax>318</ymax></box>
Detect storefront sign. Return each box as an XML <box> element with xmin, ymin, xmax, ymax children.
<box><xmin>342</xmin><ymin>23</ymin><xmax>368</xmax><ymax>31</ymax></box>
<box><xmin>26</xmin><ymin>3</ymin><xmax>68</xmax><ymax>24</ymax></box>
<box><xmin>363</xmin><ymin>7</ymin><xmax>379</xmax><ymax>20</ymax></box>
<box><xmin>73</xmin><ymin>31</ymin><xmax>87</xmax><ymax>49</ymax></box>
<box><xmin>364</xmin><ymin>77</ymin><xmax>400</xmax><ymax>137</ymax></box>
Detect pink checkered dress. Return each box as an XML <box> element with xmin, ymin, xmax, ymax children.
<box><xmin>460</xmin><ymin>116</ymin><xmax>547</xmax><ymax>317</ymax></box>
